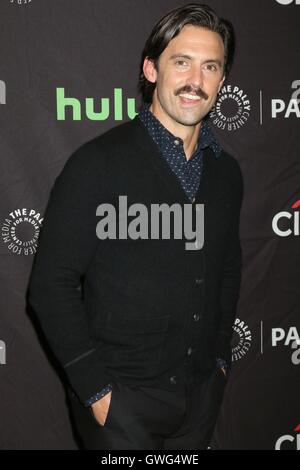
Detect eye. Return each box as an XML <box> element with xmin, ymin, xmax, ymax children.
<box><xmin>205</xmin><ymin>64</ymin><xmax>218</xmax><ymax>72</ymax></box>
<box><xmin>175</xmin><ymin>60</ymin><xmax>188</xmax><ymax>67</ymax></box>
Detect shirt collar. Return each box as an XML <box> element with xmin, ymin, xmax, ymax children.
<box><xmin>138</xmin><ymin>102</ymin><xmax>222</xmax><ymax>159</ymax></box>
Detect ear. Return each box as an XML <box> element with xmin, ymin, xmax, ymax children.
<box><xmin>218</xmin><ymin>75</ymin><xmax>226</xmax><ymax>93</ymax></box>
<box><xmin>143</xmin><ymin>57</ymin><xmax>158</xmax><ymax>84</ymax></box>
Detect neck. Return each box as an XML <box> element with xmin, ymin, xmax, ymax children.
<box><xmin>149</xmin><ymin>101</ymin><xmax>201</xmax><ymax>161</ymax></box>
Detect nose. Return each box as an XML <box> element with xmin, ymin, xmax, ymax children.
<box><xmin>188</xmin><ymin>64</ymin><xmax>204</xmax><ymax>91</ymax></box>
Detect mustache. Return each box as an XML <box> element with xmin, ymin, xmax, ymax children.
<box><xmin>176</xmin><ymin>86</ymin><xmax>209</xmax><ymax>101</ymax></box>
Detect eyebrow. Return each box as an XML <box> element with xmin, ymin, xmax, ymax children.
<box><xmin>169</xmin><ymin>54</ymin><xmax>222</xmax><ymax>68</ymax></box>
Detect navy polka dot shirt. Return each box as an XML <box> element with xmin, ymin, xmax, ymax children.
<box><xmin>138</xmin><ymin>102</ymin><xmax>222</xmax><ymax>202</ymax></box>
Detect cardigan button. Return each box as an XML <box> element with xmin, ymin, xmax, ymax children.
<box><xmin>195</xmin><ymin>278</ymin><xmax>203</xmax><ymax>285</ymax></box>
<box><xmin>169</xmin><ymin>375</ymin><xmax>178</xmax><ymax>385</ymax></box>
<box><xmin>193</xmin><ymin>313</ymin><xmax>202</xmax><ymax>321</ymax></box>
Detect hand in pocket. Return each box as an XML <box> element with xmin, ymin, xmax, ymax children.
<box><xmin>90</xmin><ymin>390</ymin><xmax>112</xmax><ymax>426</ymax></box>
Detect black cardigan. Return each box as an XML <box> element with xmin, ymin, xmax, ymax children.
<box><xmin>28</xmin><ymin>115</ymin><xmax>243</xmax><ymax>404</ymax></box>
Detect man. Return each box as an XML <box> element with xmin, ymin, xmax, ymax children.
<box><xmin>28</xmin><ymin>3</ymin><xmax>243</xmax><ymax>450</ymax></box>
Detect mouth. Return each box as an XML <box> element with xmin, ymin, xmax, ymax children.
<box><xmin>178</xmin><ymin>93</ymin><xmax>203</xmax><ymax>106</ymax></box>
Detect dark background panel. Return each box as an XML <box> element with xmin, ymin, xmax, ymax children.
<box><xmin>0</xmin><ymin>0</ymin><xmax>299</xmax><ymax>449</ymax></box>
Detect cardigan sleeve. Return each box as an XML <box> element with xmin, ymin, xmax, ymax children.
<box><xmin>28</xmin><ymin>140</ymin><xmax>112</xmax><ymax>404</ymax></box>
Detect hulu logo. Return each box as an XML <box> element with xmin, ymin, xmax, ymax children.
<box><xmin>56</xmin><ymin>87</ymin><xmax>138</xmax><ymax>121</ymax></box>
<box><xmin>0</xmin><ymin>80</ymin><xmax>6</xmax><ymax>104</ymax></box>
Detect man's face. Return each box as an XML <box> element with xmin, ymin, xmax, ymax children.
<box><xmin>144</xmin><ymin>25</ymin><xmax>226</xmax><ymax>127</ymax></box>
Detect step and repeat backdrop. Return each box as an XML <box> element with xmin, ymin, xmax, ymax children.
<box><xmin>0</xmin><ymin>0</ymin><xmax>299</xmax><ymax>450</ymax></box>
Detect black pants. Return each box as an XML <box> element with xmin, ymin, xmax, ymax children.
<box><xmin>67</xmin><ymin>367</ymin><xmax>227</xmax><ymax>450</ymax></box>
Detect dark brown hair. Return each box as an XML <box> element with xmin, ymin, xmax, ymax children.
<box><xmin>138</xmin><ymin>3</ymin><xmax>235</xmax><ymax>104</ymax></box>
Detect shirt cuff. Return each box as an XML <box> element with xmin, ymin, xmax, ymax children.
<box><xmin>84</xmin><ymin>383</ymin><xmax>113</xmax><ymax>407</ymax></box>
<box><xmin>216</xmin><ymin>357</ymin><xmax>229</xmax><ymax>370</ymax></box>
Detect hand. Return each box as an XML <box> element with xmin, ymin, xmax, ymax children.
<box><xmin>90</xmin><ymin>390</ymin><xmax>112</xmax><ymax>426</ymax></box>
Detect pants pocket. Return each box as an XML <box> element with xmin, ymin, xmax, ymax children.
<box><xmin>88</xmin><ymin>383</ymin><xmax>117</xmax><ymax>428</ymax></box>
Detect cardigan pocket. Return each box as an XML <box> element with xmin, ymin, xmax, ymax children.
<box><xmin>102</xmin><ymin>313</ymin><xmax>171</xmax><ymax>378</ymax></box>
<box><xmin>106</xmin><ymin>311</ymin><xmax>171</xmax><ymax>333</ymax></box>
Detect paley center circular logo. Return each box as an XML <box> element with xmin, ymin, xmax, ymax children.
<box><xmin>210</xmin><ymin>84</ymin><xmax>251</xmax><ymax>132</ymax></box>
<box><xmin>231</xmin><ymin>317</ymin><xmax>252</xmax><ymax>362</ymax></box>
<box><xmin>9</xmin><ymin>0</ymin><xmax>32</xmax><ymax>5</ymax></box>
<box><xmin>1</xmin><ymin>208</ymin><xmax>43</xmax><ymax>255</ymax></box>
